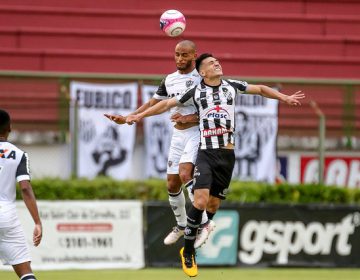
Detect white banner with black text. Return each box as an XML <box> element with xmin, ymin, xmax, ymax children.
<box><xmin>233</xmin><ymin>94</ymin><xmax>278</xmax><ymax>183</ymax></box>
<box><xmin>0</xmin><ymin>201</ymin><xmax>145</xmax><ymax>270</ymax></box>
<box><xmin>142</xmin><ymin>85</ymin><xmax>173</xmax><ymax>179</ymax></box>
<box><xmin>70</xmin><ymin>81</ymin><xmax>137</xmax><ymax>179</ymax></box>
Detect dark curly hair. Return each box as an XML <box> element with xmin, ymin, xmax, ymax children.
<box><xmin>0</xmin><ymin>109</ymin><xmax>10</xmax><ymax>134</ymax></box>
<box><xmin>195</xmin><ymin>53</ymin><xmax>213</xmax><ymax>72</ymax></box>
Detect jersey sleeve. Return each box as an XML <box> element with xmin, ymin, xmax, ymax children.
<box><xmin>152</xmin><ymin>78</ymin><xmax>168</xmax><ymax>100</ymax></box>
<box><xmin>177</xmin><ymin>86</ymin><xmax>196</xmax><ymax>106</ymax></box>
<box><xmin>227</xmin><ymin>79</ymin><xmax>248</xmax><ymax>93</ymax></box>
<box><xmin>16</xmin><ymin>152</ymin><xmax>31</xmax><ymax>182</ymax></box>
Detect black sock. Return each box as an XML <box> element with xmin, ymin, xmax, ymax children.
<box><xmin>184</xmin><ymin>205</ymin><xmax>203</xmax><ymax>254</ymax></box>
<box><xmin>206</xmin><ymin>210</ymin><xmax>215</xmax><ymax>221</ymax></box>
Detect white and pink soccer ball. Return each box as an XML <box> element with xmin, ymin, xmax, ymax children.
<box><xmin>160</xmin><ymin>10</ymin><xmax>186</xmax><ymax>37</ymax></box>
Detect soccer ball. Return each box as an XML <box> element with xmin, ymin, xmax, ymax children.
<box><xmin>160</xmin><ymin>10</ymin><xmax>186</xmax><ymax>37</ymax></box>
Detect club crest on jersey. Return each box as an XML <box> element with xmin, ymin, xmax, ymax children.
<box><xmin>186</xmin><ymin>80</ymin><xmax>194</xmax><ymax>88</ymax></box>
<box><xmin>205</xmin><ymin>105</ymin><xmax>230</xmax><ymax>119</ymax></box>
<box><xmin>222</xmin><ymin>87</ymin><xmax>232</xmax><ymax>101</ymax></box>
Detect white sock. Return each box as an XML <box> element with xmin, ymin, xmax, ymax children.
<box><xmin>185</xmin><ymin>180</ymin><xmax>194</xmax><ymax>203</ymax></box>
<box><xmin>185</xmin><ymin>180</ymin><xmax>208</xmax><ymax>225</ymax></box>
<box><xmin>168</xmin><ymin>188</ymin><xmax>187</xmax><ymax>228</ymax></box>
<box><xmin>201</xmin><ymin>210</ymin><xmax>208</xmax><ymax>225</ymax></box>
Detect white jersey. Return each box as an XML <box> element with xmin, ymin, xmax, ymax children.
<box><xmin>0</xmin><ymin>140</ymin><xmax>32</xmax><ymax>265</ymax></box>
<box><xmin>178</xmin><ymin>79</ymin><xmax>248</xmax><ymax>150</ymax></box>
<box><xmin>0</xmin><ymin>141</ymin><xmax>30</xmax><ymax>212</ymax></box>
<box><xmin>153</xmin><ymin>68</ymin><xmax>201</xmax><ymax>115</ymax></box>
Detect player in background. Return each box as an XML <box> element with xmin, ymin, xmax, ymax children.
<box><xmin>126</xmin><ymin>53</ymin><xmax>305</xmax><ymax>277</ymax></box>
<box><xmin>0</xmin><ymin>109</ymin><xmax>42</xmax><ymax>280</ymax></box>
<box><xmin>105</xmin><ymin>40</ymin><xmax>214</xmax><ymax>248</ymax></box>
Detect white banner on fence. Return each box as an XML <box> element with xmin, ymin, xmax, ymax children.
<box><xmin>142</xmin><ymin>85</ymin><xmax>173</xmax><ymax>179</ymax></box>
<box><xmin>0</xmin><ymin>201</ymin><xmax>144</xmax><ymax>270</ymax></box>
<box><xmin>233</xmin><ymin>94</ymin><xmax>278</xmax><ymax>183</ymax></box>
<box><xmin>70</xmin><ymin>82</ymin><xmax>137</xmax><ymax>179</ymax></box>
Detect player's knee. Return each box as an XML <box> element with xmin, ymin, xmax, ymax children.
<box><xmin>194</xmin><ymin>200</ymin><xmax>207</xmax><ymax>210</ymax></box>
<box><xmin>207</xmin><ymin>197</ymin><xmax>221</xmax><ymax>213</ymax></box>
<box><xmin>166</xmin><ymin>178</ymin><xmax>182</xmax><ymax>193</ymax></box>
<box><xmin>194</xmin><ymin>193</ymin><xmax>208</xmax><ymax>210</ymax></box>
<box><xmin>179</xmin><ymin>171</ymin><xmax>192</xmax><ymax>185</ymax></box>
<box><xmin>179</xmin><ymin>163</ymin><xmax>194</xmax><ymax>184</ymax></box>
<box><xmin>206</xmin><ymin>203</ymin><xmax>219</xmax><ymax>213</ymax></box>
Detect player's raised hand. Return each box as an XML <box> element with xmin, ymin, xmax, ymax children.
<box><xmin>284</xmin><ymin>91</ymin><xmax>305</xmax><ymax>106</ymax></box>
<box><xmin>104</xmin><ymin>113</ymin><xmax>127</xmax><ymax>124</ymax></box>
<box><xmin>33</xmin><ymin>223</ymin><xmax>42</xmax><ymax>247</ymax></box>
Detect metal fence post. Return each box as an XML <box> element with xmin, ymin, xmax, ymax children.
<box><xmin>310</xmin><ymin>101</ymin><xmax>326</xmax><ymax>185</ymax></box>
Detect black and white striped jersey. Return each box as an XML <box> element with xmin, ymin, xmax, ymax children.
<box><xmin>153</xmin><ymin>69</ymin><xmax>201</xmax><ymax>115</ymax></box>
<box><xmin>177</xmin><ymin>79</ymin><xmax>248</xmax><ymax>149</ymax></box>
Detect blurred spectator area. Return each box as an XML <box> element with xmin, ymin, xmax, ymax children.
<box><xmin>0</xmin><ymin>0</ymin><xmax>359</xmax><ymax>146</ymax></box>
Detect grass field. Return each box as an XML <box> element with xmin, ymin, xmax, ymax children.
<box><xmin>1</xmin><ymin>268</ymin><xmax>360</xmax><ymax>280</ymax></box>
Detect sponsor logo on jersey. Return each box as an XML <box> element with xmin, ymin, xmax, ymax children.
<box><xmin>0</xmin><ymin>149</ymin><xmax>16</xmax><ymax>159</ymax></box>
<box><xmin>205</xmin><ymin>105</ymin><xmax>230</xmax><ymax>119</ymax></box>
<box><xmin>202</xmin><ymin>127</ymin><xmax>230</xmax><ymax>138</ymax></box>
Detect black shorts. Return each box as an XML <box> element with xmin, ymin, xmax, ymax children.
<box><xmin>193</xmin><ymin>149</ymin><xmax>235</xmax><ymax>200</ymax></box>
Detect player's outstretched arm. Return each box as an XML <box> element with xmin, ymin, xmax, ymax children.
<box><xmin>19</xmin><ymin>180</ymin><xmax>42</xmax><ymax>247</ymax></box>
<box><xmin>131</xmin><ymin>98</ymin><xmax>161</xmax><ymax>115</ymax></box>
<box><xmin>104</xmin><ymin>98</ymin><xmax>161</xmax><ymax>124</ymax></box>
<box><xmin>126</xmin><ymin>97</ymin><xmax>178</xmax><ymax>124</ymax></box>
<box><xmin>246</xmin><ymin>84</ymin><xmax>305</xmax><ymax>106</ymax></box>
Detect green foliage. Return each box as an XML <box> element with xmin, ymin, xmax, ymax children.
<box><xmin>227</xmin><ymin>181</ymin><xmax>360</xmax><ymax>204</ymax></box>
<box><xmin>17</xmin><ymin>177</ymin><xmax>360</xmax><ymax>204</ymax></box>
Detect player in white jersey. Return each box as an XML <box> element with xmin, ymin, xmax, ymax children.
<box><xmin>0</xmin><ymin>109</ymin><xmax>42</xmax><ymax>280</ymax></box>
<box><xmin>105</xmin><ymin>40</ymin><xmax>213</xmax><ymax>247</ymax></box>
<box><xmin>126</xmin><ymin>53</ymin><xmax>305</xmax><ymax>277</ymax></box>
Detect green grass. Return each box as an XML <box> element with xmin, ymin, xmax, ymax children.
<box><xmin>1</xmin><ymin>268</ymin><xmax>360</xmax><ymax>280</ymax></box>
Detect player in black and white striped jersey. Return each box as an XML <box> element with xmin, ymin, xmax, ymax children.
<box><xmin>180</xmin><ymin>78</ymin><xmax>248</xmax><ymax>150</ymax></box>
<box><xmin>0</xmin><ymin>109</ymin><xmax>42</xmax><ymax>280</ymax></box>
<box><xmin>126</xmin><ymin>53</ymin><xmax>305</xmax><ymax>277</ymax></box>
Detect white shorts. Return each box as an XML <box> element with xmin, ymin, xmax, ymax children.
<box><xmin>0</xmin><ymin>220</ymin><xmax>31</xmax><ymax>266</ymax></box>
<box><xmin>167</xmin><ymin>125</ymin><xmax>200</xmax><ymax>174</ymax></box>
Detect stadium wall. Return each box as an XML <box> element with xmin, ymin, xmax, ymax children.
<box><xmin>2</xmin><ymin>200</ymin><xmax>359</xmax><ymax>270</ymax></box>
<box><xmin>145</xmin><ymin>202</ymin><xmax>360</xmax><ymax>268</ymax></box>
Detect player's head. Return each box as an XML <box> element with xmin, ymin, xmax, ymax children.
<box><xmin>174</xmin><ymin>40</ymin><xmax>197</xmax><ymax>73</ymax></box>
<box><xmin>0</xmin><ymin>109</ymin><xmax>11</xmax><ymax>136</ymax></box>
<box><xmin>195</xmin><ymin>53</ymin><xmax>223</xmax><ymax>79</ymax></box>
